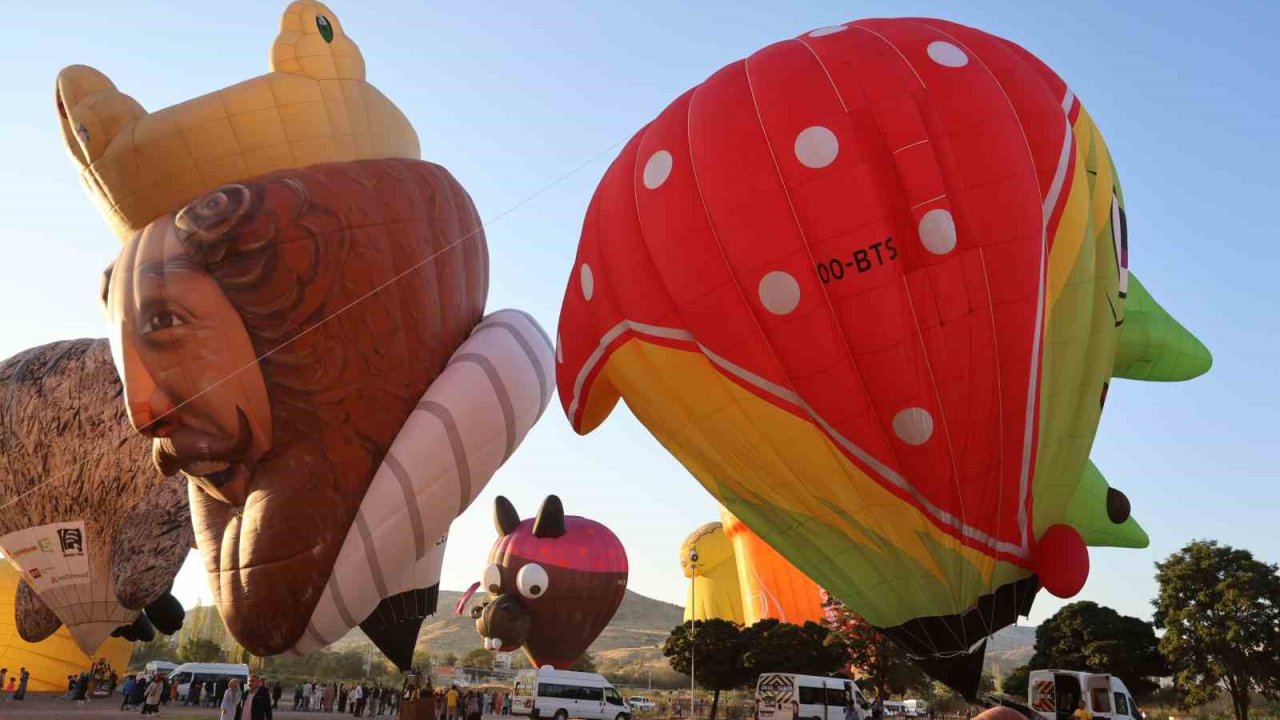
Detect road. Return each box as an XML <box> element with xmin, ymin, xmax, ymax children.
<box><xmin>0</xmin><ymin>692</ymin><xmax>420</xmax><ymax>719</ymax></box>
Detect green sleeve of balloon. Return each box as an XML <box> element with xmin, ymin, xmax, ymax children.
<box><xmin>1063</xmin><ymin>459</ymin><xmax>1148</xmax><ymax>548</ymax></box>
<box><xmin>1113</xmin><ymin>273</ymin><xmax>1212</xmax><ymax>381</ymax></box>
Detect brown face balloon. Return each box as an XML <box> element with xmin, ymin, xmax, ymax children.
<box><xmin>103</xmin><ymin>159</ymin><xmax>488</xmax><ymax>654</ymax></box>
<box><xmin>473</xmin><ymin>496</ymin><xmax>628</xmax><ymax>669</ymax></box>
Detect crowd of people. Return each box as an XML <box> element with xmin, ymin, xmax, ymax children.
<box><xmin>0</xmin><ymin>667</ymin><xmax>31</xmax><ymax>700</ymax></box>
<box><xmin>291</xmin><ymin>679</ymin><xmax>401</xmax><ymax>715</ymax></box>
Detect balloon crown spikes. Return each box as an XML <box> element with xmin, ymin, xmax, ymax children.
<box><xmin>54</xmin><ymin>0</ymin><xmax>421</xmax><ymax>242</ymax></box>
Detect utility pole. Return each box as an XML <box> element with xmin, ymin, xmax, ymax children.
<box><xmin>689</xmin><ymin>548</ymin><xmax>698</xmax><ymax>720</ymax></box>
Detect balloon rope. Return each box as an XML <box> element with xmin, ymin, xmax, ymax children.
<box><xmin>0</xmin><ymin>136</ymin><xmax>625</xmax><ymax>513</ymax></box>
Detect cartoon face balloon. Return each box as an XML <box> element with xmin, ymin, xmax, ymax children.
<box><xmin>58</xmin><ymin>1</ymin><xmax>556</xmax><ymax>662</ymax></box>
<box><xmin>555</xmin><ymin>17</ymin><xmax>1209</xmax><ymax>696</ymax></box>
<box><xmin>473</xmin><ymin>496</ymin><xmax>628</xmax><ymax>669</ymax></box>
<box><xmin>0</xmin><ymin>339</ymin><xmax>192</xmax><ymax>655</ymax></box>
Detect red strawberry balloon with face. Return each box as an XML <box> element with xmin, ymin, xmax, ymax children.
<box><xmin>472</xmin><ymin>495</ymin><xmax>628</xmax><ymax>668</ymax></box>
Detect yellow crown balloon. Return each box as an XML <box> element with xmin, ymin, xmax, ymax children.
<box><xmin>54</xmin><ymin>0</ymin><xmax>420</xmax><ymax>241</ymax></box>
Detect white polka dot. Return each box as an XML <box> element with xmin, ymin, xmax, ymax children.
<box><xmin>794</xmin><ymin>126</ymin><xmax>839</xmax><ymax>169</ymax></box>
<box><xmin>556</xmin><ymin>334</ymin><xmax>564</xmax><ymax>364</ymax></box>
<box><xmin>927</xmin><ymin>41</ymin><xmax>968</xmax><ymax>68</ymax></box>
<box><xmin>580</xmin><ymin>263</ymin><xmax>594</xmax><ymax>301</ymax></box>
<box><xmin>808</xmin><ymin>25</ymin><xmax>847</xmax><ymax>37</ymax></box>
<box><xmin>892</xmin><ymin>407</ymin><xmax>934</xmax><ymax>445</ymax></box>
<box><xmin>643</xmin><ymin>150</ymin><xmax>673</xmax><ymax>189</ymax></box>
<box><xmin>758</xmin><ymin>271</ymin><xmax>801</xmax><ymax>315</ymax></box>
<box><xmin>918</xmin><ymin>209</ymin><xmax>957</xmax><ymax>255</ymax></box>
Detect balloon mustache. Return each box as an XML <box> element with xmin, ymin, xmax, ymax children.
<box><xmin>152</xmin><ymin>407</ymin><xmax>254</xmax><ymax>481</ymax></box>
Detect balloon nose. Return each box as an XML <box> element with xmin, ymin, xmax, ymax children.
<box><xmin>126</xmin><ymin>374</ymin><xmax>178</xmax><ymax>438</ymax></box>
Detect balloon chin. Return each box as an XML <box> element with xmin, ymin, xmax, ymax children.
<box><xmin>1036</xmin><ymin>524</ymin><xmax>1090</xmax><ymax>598</ymax></box>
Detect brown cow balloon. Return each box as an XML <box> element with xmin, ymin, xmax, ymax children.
<box><xmin>473</xmin><ymin>496</ymin><xmax>629</xmax><ymax>669</ymax></box>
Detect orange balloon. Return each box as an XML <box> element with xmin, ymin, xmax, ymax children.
<box><xmin>720</xmin><ymin>508</ymin><xmax>825</xmax><ymax>626</ymax></box>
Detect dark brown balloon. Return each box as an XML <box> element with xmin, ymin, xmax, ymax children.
<box><xmin>0</xmin><ymin>339</ymin><xmax>192</xmax><ymax>654</ymax></box>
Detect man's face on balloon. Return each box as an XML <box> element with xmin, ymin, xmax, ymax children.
<box><xmin>101</xmin><ymin>160</ymin><xmax>488</xmax><ymax>654</ymax></box>
<box><xmin>104</xmin><ymin>203</ymin><xmax>272</xmax><ymax>506</ymax></box>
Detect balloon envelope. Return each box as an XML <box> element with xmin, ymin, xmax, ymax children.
<box><xmin>556</xmin><ymin>17</ymin><xmax>1207</xmax><ymax>696</ymax></box>
<box><xmin>0</xmin><ymin>563</ymin><xmax>132</xmax><ymax>693</ymax></box>
<box><xmin>0</xmin><ymin>339</ymin><xmax>191</xmax><ymax>655</ymax></box>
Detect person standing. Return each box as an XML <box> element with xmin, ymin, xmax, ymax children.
<box><xmin>120</xmin><ymin>674</ymin><xmax>135</xmax><ymax>710</ymax></box>
<box><xmin>339</xmin><ymin>683</ymin><xmax>349</xmax><ymax>713</ymax></box>
<box><xmin>351</xmin><ymin>683</ymin><xmax>365</xmax><ymax>717</ymax></box>
<box><xmin>446</xmin><ymin>685</ymin><xmax>459</xmax><ymax>720</ymax></box>
<box><xmin>221</xmin><ymin>678</ymin><xmax>244</xmax><ymax>720</ymax></box>
<box><xmin>272</xmin><ymin>680</ymin><xmax>283</xmax><ymax>710</ymax></box>
<box><xmin>142</xmin><ymin>674</ymin><xmax>164</xmax><ymax>715</ymax></box>
<box><xmin>240</xmin><ymin>675</ymin><xmax>274</xmax><ymax>720</ymax></box>
<box><xmin>13</xmin><ymin>667</ymin><xmax>29</xmax><ymax>700</ymax></box>
<box><xmin>1072</xmin><ymin>700</ymin><xmax>1093</xmax><ymax>720</ymax></box>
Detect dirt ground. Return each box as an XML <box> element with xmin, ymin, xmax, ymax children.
<box><xmin>0</xmin><ymin>692</ymin><xmax>421</xmax><ymax>718</ymax></box>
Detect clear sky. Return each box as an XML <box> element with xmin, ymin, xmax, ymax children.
<box><xmin>2</xmin><ymin>0</ymin><xmax>1277</xmax><ymax>632</ymax></box>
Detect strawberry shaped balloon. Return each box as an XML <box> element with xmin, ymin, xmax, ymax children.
<box><xmin>554</xmin><ymin>17</ymin><xmax>1209</xmax><ymax>697</ymax></box>
<box><xmin>471</xmin><ymin>495</ymin><xmax>628</xmax><ymax>669</ymax></box>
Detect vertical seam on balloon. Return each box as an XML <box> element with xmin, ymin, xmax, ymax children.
<box><xmin>916</xmin><ymin>19</ymin><xmax>1042</xmax><ymax>648</ymax></box>
<box><xmin>799</xmin><ymin>26</ymin><xmax>968</xmax><ymax>648</ymax></box>
<box><xmin>382</xmin><ymin>451</ymin><xmax>427</xmax><ymax>559</ymax></box>
<box><xmin>683</xmin><ymin>54</ymin><xmax>902</xmax><ymax>625</ymax></box>
<box><xmin>478</xmin><ymin>319</ymin><xmax>552</xmax><ymax>416</ymax></box>
<box><xmin>448</xmin><ymin>352</ymin><xmax>517</xmax><ymax>460</ymax></box>
<box><xmin>416</xmin><ymin>399</ymin><xmax>472</xmax><ymax>516</ymax></box>
<box><xmin>353</xmin><ymin>512</ymin><xmax>390</xmax><ymax>600</ymax></box>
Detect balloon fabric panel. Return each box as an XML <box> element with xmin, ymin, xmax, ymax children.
<box><xmin>555</xmin><ymin>17</ymin><xmax>1209</xmax><ymax>697</ymax></box>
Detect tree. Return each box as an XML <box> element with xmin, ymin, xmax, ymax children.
<box><xmin>1154</xmin><ymin>540</ymin><xmax>1280</xmax><ymax>720</ymax></box>
<box><xmin>179</xmin><ymin>637</ymin><xmax>224</xmax><ymax>663</ymax></box>
<box><xmin>460</xmin><ymin>647</ymin><xmax>495</xmax><ymax>670</ymax></box>
<box><xmin>441</xmin><ymin>652</ymin><xmax>459</xmax><ymax>667</ymax></box>
<box><xmin>740</xmin><ymin>619</ymin><xmax>848</xmax><ymax>677</ymax></box>
<box><xmin>663</xmin><ymin>619</ymin><xmax>748</xmax><ymax>720</ymax></box>
<box><xmin>823</xmin><ymin>594</ymin><xmax>927</xmax><ymax>699</ymax></box>
<box><xmin>1029</xmin><ymin>601</ymin><xmax>1166</xmax><ymax>700</ymax></box>
<box><xmin>570</xmin><ymin>653</ymin><xmax>598</xmax><ymax>673</ymax></box>
<box><xmin>1001</xmin><ymin>665</ymin><xmax>1031</xmax><ymax>697</ymax></box>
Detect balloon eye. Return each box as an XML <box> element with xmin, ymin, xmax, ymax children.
<box><xmin>483</xmin><ymin>563</ymin><xmax>503</xmax><ymax>595</ymax></box>
<box><xmin>516</xmin><ymin>563</ymin><xmax>549</xmax><ymax>599</ymax></box>
<box><xmin>689</xmin><ymin>550</ymin><xmax>699</xmax><ymax>563</ymax></box>
<box><xmin>316</xmin><ymin>15</ymin><xmax>334</xmax><ymax>43</ymax></box>
<box><xmin>1106</xmin><ymin>487</ymin><xmax>1131</xmax><ymax>524</ymax></box>
<box><xmin>1111</xmin><ymin>194</ymin><xmax>1129</xmax><ymax>299</ymax></box>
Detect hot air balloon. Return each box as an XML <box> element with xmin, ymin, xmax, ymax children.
<box><xmin>0</xmin><ymin>339</ymin><xmax>192</xmax><ymax>655</ymax></box>
<box><xmin>555</xmin><ymin>17</ymin><xmax>1209</xmax><ymax>697</ymax></box>
<box><xmin>0</xmin><ymin>564</ymin><xmax>133</xmax><ymax>694</ymax></box>
<box><xmin>720</xmin><ymin>507</ymin><xmax>825</xmax><ymax>626</ymax></box>
<box><xmin>57</xmin><ymin>1</ymin><xmax>554</xmax><ymax>667</ymax></box>
<box><xmin>472</xmin><ymin>496</ymin><xmax>628</xmax><ymax>669</ymax></box>
<box><xmin>680</xmin><ymin>522</ymin><xmax>745</xmax><ymax>624</ymax></box>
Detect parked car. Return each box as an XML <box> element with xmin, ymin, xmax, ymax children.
<box><xmin>627</xmin><ymin>696</ymin><xmax>657</xmax><ymax>711</ymax></box>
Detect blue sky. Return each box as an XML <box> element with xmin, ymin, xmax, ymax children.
<box><xmin>2</xmin><ymin>0</ymin><xmax>1277</xmax><ymax>633</ymax></box>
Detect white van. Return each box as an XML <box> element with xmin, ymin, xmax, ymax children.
<box><xmin>756</xmin><ymin>673</ymin><xmax>869</xmax><ymax>720</ymax></box>
<box><xmin>883</xmin><ymin>701</ymin><xmax>906</xmax><ymax>717</ymax></box>
<box><xmin>1028</xmin><ymin>671</ymin><xmax>1143</xmax><ymax>720</ymax></box>
<box><xmin>167</xmin><ymin>662</ymin><xmax>250</xmax><ymax>697</ymax></box>
<box><xmin>143</xmin><ymin>660</ymin><xmax>178</xmax><ymax>679</ymax></box>
<box><xmin>903</xmin><ymin>700</ymin><xmax>928</xmax><ymax>717</ymax></box>
<box><xmin>511</xmin><ymin>668</ymin><xmax>630</xmax><ymax>720</ymax></box>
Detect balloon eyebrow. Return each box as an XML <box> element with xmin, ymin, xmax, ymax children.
<box><xmin>99</xmin><ymin>263</ymin><xmax>114</xmax><ymax>306</ymax></box>
<box><xmin>137</xmin><ymin>256</ymin><xmax>201</xmax><ymax>277</ymax></box>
